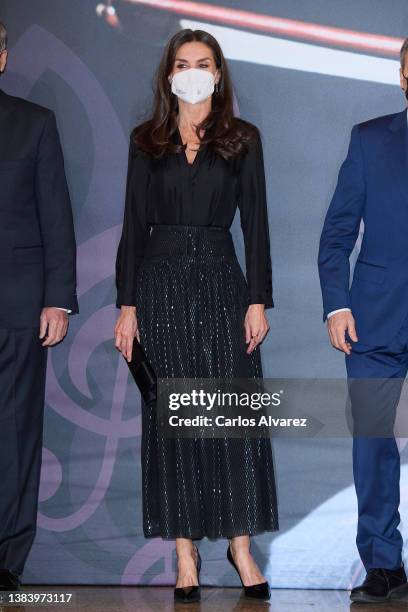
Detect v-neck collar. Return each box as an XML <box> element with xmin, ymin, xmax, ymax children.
<box><xmin>384</xmin><ymin>109</ymin><xmax>408</xmax><ymax>205</ymax></box>
<box><xmin>173</xmin><ymin>125</ymin><xmax>206</xmax><ymax>167</ymax></box>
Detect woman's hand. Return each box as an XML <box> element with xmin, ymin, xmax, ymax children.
<box><xmin>244</xmin><ymin>304</ymin><xmax>270</xmax><ymax>354</ymax></box>
<box><xmin>114</xmin><ymin>306</ymin><xmax>139</xmax><ymax>362</ymax></box>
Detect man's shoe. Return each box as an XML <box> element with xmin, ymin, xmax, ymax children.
<box><xmin>350</xmin><ymin>565</ymin><xmax>407</xmax><ymax>603</ymax></box>
<box><xmin>0</xmin><ymin>569</ymin><xmax>21</xmax><ymax>591</ymax></box>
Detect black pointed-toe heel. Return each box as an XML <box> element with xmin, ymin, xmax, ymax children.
<box><xmin>174</xmin><ymin>544</ymin><xmax>202</xmax><ymax>603</ymax></box>
<box><xmin>227</xmin><ymin>544</ymin><xmax>271</xmax><ymax>600</ymax></box>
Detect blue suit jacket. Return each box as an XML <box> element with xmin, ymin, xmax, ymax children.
<box><xmin>318</xmin><ymin>109</ymin><xmax>408</xmax><ymax>346</ymax></box>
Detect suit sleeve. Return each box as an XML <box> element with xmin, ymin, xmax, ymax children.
<box><xmin>115</xmin><ymin>137</ymin><xmax>150</xmax><ymax>308</ymax></box>
<box><xmin>318</xmin><ymin>125</ymin><xmax>366</xmax><ymax>321</ymax></box>
<box><xmin>35</xmin><ymin>110</ymin><xmax>78</xmax><ymax>313</ymax></box>
<box><xmin>237</xmin><ymin>129</ymin><xmax>273</xmax><ymax>309</ymax></box>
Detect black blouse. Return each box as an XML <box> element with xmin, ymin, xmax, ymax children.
<box><xmin>115</xmin><ymin>124</ymin><xmax>273</xmax><ymax>309</ymax></box>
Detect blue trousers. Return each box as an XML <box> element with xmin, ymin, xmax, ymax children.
<box><xmin>346</xmin><ymin>315</ymin><xmax>408</xmax><ymax>570</ymax></box>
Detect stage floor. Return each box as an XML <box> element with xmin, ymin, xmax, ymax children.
<box><xmin>7</xmin><ymin>586</ymin><xmax>408</xmax><ymax>611</ymax></box>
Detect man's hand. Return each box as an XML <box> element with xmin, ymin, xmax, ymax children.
<box><xmin>327</xmin><ymin>310</ymin><xmax>358</xmax><ymax>355</ymax></box>
<box><xmin>39</xmin><ymin>307</ymin><xmax>69</xmax><ymax>346</ymax></box>
<box><xmin>114</xmin><ymin>306</ymin><xmax>139</xmax><ymax>362</ymax></box>
<box><xmin>244</xmin><ymin>304</ymin><xmax>270</xmax><ymax>354</ymax></box>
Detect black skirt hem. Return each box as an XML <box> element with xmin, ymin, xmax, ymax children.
<box><xmin>143</xmin><ymin>522</ymin><xmax>279</xmax><ymax>541</ymax></box>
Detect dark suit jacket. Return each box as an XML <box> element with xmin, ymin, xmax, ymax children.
<box><xmin>0</xmin><ymin>88</ymin><xmax>78</xmax><ymax>328</ymax></box>
<box><xmin>318</xmin><ymin>109</ymin><xmax>408</xmax><ymax>346</ymax></box>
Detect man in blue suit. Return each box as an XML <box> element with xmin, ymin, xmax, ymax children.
<box><xmin>318</xmin><ymin>38</ymin><xmax>408</xmax><ymax>604</ymax></box>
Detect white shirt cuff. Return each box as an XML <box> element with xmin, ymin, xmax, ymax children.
<box><xmin>327</xmin><ymin>308</ymin><xmax>351</xmax><ymax>319</ymax></box>
<box><xmin>54</xmin><ymin>307</ymin><xmax>72</xmax><ymax>313</ymax></box>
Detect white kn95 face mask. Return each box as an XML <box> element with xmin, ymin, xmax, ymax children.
<box><xmin>171</xmin><ymin>68</ymin><xmax>216</xmax><ymax>104</ymax></box>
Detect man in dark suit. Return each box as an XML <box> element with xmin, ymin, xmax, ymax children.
<box><xmin>0</xmin><ymin>23</ymin><xmax>78</xmax><ymax>590</ymax></box>
<box><xmin>318</xmin><ymin>37</ymin><xmax>408</xmax><ymax>604</ymax></box>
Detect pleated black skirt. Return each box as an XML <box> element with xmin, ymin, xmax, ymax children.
<box><xmin>134</xmin><ymin>224</ymin><xmax>278</xmax><ymax>539</ymax></box>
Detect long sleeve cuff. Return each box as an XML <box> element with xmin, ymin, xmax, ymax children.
<box><xmin>327</xmin><ymin>307</ymin><xmax>351</xmax><ymax>319</ymax></box>
<box><xmin>248</xmin><ymin>292</ymin><xmax>274</xmax><ymax>310</ymax></box>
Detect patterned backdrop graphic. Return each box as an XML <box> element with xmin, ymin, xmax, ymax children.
<box><xmin>1</xmin><ymin>0</ymin><xmax>408</xmax><ymax>588</ymax></box>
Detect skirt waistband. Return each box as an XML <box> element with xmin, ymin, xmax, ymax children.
<box><xmin>144</xmin><ymin>224</ymin><xmax>236</xmax><ymax>258</ymax></box>
<box><xmin>150</xmin><ymin>224</ymin><xmax>229</xmax><ymax>233</ymax></box>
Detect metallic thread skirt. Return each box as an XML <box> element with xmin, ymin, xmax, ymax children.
<box><xmin>135</xmin><ymin>224</ymin><xmax>278</xmax><ymax>539</ymax></box>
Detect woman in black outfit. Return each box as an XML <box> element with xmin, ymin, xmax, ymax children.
<box><xmin>114</xmin><ymin>29</ymin><xmax>278</xmax><ymax>602</ymax></box>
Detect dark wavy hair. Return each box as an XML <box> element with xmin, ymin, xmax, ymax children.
<box><xmin>133</xmin><ymin>29</ymin><xmax>258</xmax><ymax>160</ymax></box>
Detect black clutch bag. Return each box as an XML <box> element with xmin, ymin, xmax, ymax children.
<box><xmin>125</xmin><ymin>337</ymin><xmax>157</xmax><ymax>405</ymax></box>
